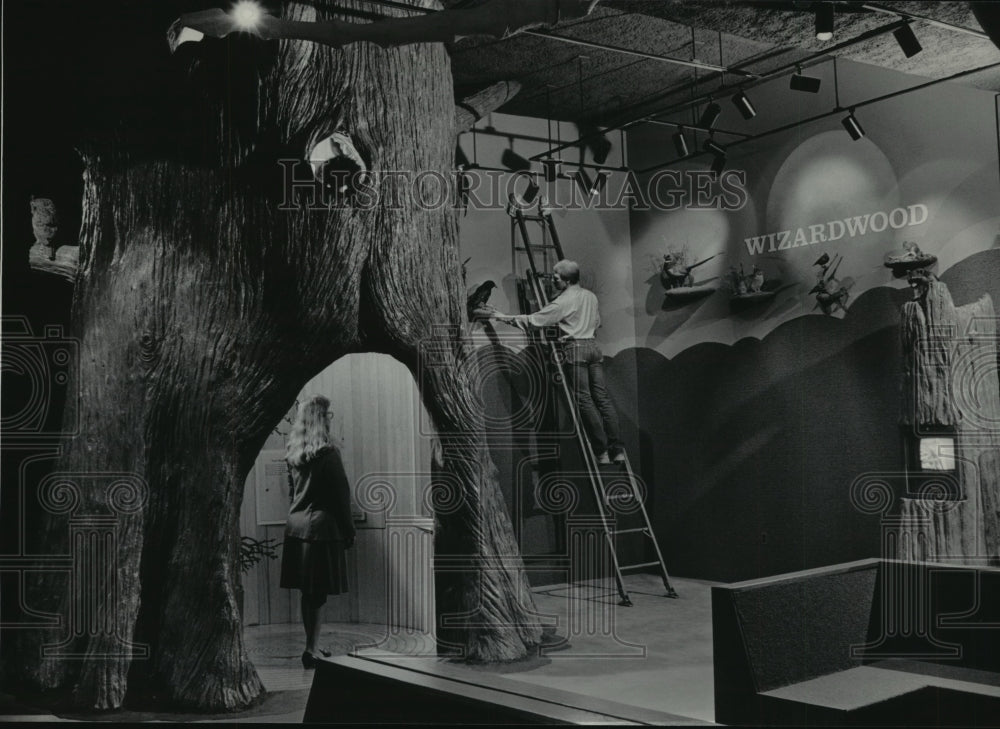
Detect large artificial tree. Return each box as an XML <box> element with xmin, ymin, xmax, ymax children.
<box><xmin>5</xmin><ymin>0</ymin><xmax>594</xmax><ymax>711</ymax></box>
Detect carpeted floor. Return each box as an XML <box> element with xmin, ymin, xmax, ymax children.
<box><xmin>356</xmin><ymin>572</ymin><xmax>718</xmax><ymax>724</ymax></box>
<box><xmin>0</xmin><ymin>573</ymin><xmax>718</xmax><ymax>724</ymax></box>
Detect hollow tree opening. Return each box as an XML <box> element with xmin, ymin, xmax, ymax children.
<box><xmin>9</xmin><ymin>0</ymin><xmax>543</xmax><ymax>711</ymax></box>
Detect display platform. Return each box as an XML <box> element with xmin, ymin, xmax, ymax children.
<box><xmin>713</xmin><ymin>558</ymin><xmax>1000</xmax><ymax>726</ymax></box>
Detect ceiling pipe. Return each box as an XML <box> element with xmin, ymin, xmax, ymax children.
<box><xmin>642</xmin><ymin>17</ymin><xmax>910</xmax><ymax>114</ymax></box>
<box><xmin>521</xmin><ymin>30</ymin><xmax>758</xmax><ymax>78</ymax></box>
<box><xmin>860</xmin><ymin>3</ymin><xmax>989</xmax><ymax>39</ymax></box>
<box><xmin>642</xmin><ymin>118</ymin><xmax>752</xmax><ymax>139</ymax></box>
<box><xmin>357</xmin><ymin>0</ymin><xmax>990</xmax><ymax>43</ymax></box>
<box><xmin>632</xmin><ymin>59</ymin><xmax>1000</xmax><ymax>174</ymax></box>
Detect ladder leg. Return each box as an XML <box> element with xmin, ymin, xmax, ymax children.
<box><xmin>512</xmin><ymin>210</ymin><xmax>642</xmax><ymax>608</ymax></box>
<box><xmin>598</xmin><ymin>523</ymin><xmax>632</xmax><ymax>607</ymax></box>
<box><xmin>619</xmin><ymin>453</ymin><xmax>679</xmax><ymax>599</ymax></box>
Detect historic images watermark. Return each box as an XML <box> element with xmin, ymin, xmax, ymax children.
<box><xmin>276</xmin><ymin>161</ymin><xmax>750</xmax><ymax>213</ymax></box>
<box><xmin>1</xmin><ymin>317</ymin><xmax>80</xmax><ymax>439</ymax></box>
<box><xmin>1</xmin><ymin>470</ymin><xmax>151</xmax><ymax>661</ymax></box>
<box><xmin>845</xmin><ymin>313</ymin><xmax>1000</xmax><ymax>661</ymax></box>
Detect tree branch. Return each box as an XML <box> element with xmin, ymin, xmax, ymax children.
<box><xmin>455</xmin><ymin>81</ymin><xmax>522</xmax><ymax>134</ymax></box>
<box><xmin>171</xmin><ymin>1</ymin><xmax>603</xmax><ymax>52</ymax></box>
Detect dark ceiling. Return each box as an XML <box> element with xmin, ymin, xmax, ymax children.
<box><xmin>448</xmin><ymin>0</ymin><xmax>1000</xmax><ymax>128</ymax></box>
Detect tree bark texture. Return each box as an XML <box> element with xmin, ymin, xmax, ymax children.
<box><xmin>898</xmin><ymin>280</ymin><xmax>1000</xmax><ymax>564</ymax></box>
<box><xmin>15</xmin><ymin>0</ymin><xmax>540</xmax><ymax>711</ymax></box>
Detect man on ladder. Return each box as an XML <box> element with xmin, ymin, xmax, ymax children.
<box><xmin>491</xmin><ymin>259</ymin><xmax>626</xmax><ymax>466</ymax></box>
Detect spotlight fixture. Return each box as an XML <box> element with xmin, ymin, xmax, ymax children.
<box><xmin>841</xmin><ymin>110</ymin><xmax>865</xmax><ymax>140</ymax></box>
<box><xmin>577</xmin><ymin>120</ymin><xmax>613</xmax><ymax>165</ymax></box>
<box><xmin>710</xmin><ymin>155</ymin><xmax>727</xmax><ymax>176</ymax></box>
<box><xmin>501</xmin><ymin>147</ymin><xmax>532</xmax><ymax>172</ymax></box>
<box><xmin>672</xmin><ymin>128</ymin><xmax>690</xmax><ymax>157</ymax></box>
<box><xmin>815</xmin><ymin>2</ymin><xmax>834</xmax><ymax>41</ymax></box>
<box><xmin>541</xmin><ymin>158</ymin><xmax>562</xmax><ymax>183</ymax></box>
<box><xmin>703</xmin><ymin>138</ymin><xmax>726</xmax><ymax>157</ymax></box>
<box><xmin>590</xmin><ymin>136</ymin><xmax>613</xmax><ymax>165</ymax></box>
<box><xmin>522</xmin><ymin>178</ymin><xmax>541</xmax><ymax>204</ymax></box>
<box><xmin>699</xmin><ymin>102</ymin><xmax>722</xmax><ymax>130</ymax></box>
<box><xmin>893</xmin><ymin>23</ymin><xmax>922</xmax><ymax>58</ymax></box>
<box><xmin>732</xmin><ymin>91</ymin><xmax>757</xmax><ymax>120</ymax></box>
<box><xmin>790</xmin><ymin>68</ymin><xmax>822</xmax><ymax>93</ymax></box>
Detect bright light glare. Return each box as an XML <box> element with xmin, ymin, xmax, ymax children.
<box><xmin>231</xmin><ymin>1</ymin><xmax>263</xmax><ymax>29</ymax></box>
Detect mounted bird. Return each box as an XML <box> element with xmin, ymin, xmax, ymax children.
<box><xmin>661</xmin><ymin>251</ymin><xmax>721</xmax><ymax>290</ymax></box>
<box><xmin>467</xmin><ymin>279</ymin><xmax>498</xmax><ymax>321</ymax></box>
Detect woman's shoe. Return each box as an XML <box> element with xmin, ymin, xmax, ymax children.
<box><xmin>302</xmin><ymin>648</ymin><xmax>331</xmax><ymax>668</ymax></box>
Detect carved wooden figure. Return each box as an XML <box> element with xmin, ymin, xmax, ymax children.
<box><xmin>898</xmin><ymin>273</ymin><xmax>1000</xmax><ymax>563</ymax></box>
<box><xmin>27</xmin><ymin>197</ymin><xmax>79</xmax><ymax>281</ymax></box>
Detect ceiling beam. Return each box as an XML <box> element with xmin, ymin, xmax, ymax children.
<box><xmin>859</xmin><ymin>3</ymin><xmax>989</xmax><ymax>39</ymax></box>
<box><xmin>521</xmin><ymin>29</ymin><xmax>758</xmax><ymax>77</ymax></box>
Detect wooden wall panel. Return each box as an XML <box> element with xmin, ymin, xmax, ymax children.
<box><xmin>265</xmin><ymin>524</ymin><xmax>290</xmax><ymax>625</ymax></box>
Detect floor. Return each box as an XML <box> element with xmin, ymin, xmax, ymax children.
<box><xmin>1</xmin><ymin>573</ymin><xmax>718</xmax><ymax>724</ymax></box>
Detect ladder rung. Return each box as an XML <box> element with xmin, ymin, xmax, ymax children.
<box><xmin>611</xmin><ymin>527</ymin><xmax>648</xmax><ymax>536</ymax></box>
<box><xmin>619</xmin><ymin>561</ymin><xmax>661</xmax><ymax>571</ymax></box>
<box><xmin>606</xmin><ymin>492</ymin><xmax>638</xmax><ymax>501</ymax></box>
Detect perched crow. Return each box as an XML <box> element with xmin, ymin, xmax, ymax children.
<box><xmin>467</xmin><ymin>280</ymin><xmax>497</xmax><ymax>321</ymax></box>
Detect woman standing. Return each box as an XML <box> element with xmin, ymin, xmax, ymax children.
<box><xmin>281</xmin><ymin>395</ymin><xmax>356</xmax><ymax>669</ymax></box>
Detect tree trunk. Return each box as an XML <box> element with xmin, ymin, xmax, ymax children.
<box><xmin>15</xmin><ymin>0</ymin><xmax>540</xmax><ymax>711</ymax></box>
<box><xmin>898</xmin><ymin>280</ymin><xmax>1000</xmax><ymax>563</ymax></box>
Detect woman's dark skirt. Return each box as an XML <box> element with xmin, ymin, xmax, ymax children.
<box><xmin>280</xmin><ymin>536</ymin><xmax>349</xmax><ymax>596</ymax></box>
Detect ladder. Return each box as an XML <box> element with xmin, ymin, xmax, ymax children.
<box><xmin>509</xmin><ymin>202</ymin><xmax>678</xmax><ymax>606</ymax></box>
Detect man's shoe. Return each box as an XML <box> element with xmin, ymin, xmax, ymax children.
<box><xmin>613</xmin><ymin>451</ymin><xmax>626</xmax><ymax>464</ymax></box>
<box><xmin>597</xmin><ymin>452</ymin><xmax>611</xmax><ymax>464</ymax></box>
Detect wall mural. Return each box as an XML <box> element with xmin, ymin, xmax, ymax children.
<box><xmin>630</xmin><ymin>116</ymin><xmax>1000</xmax><ymax>358</ymax></box>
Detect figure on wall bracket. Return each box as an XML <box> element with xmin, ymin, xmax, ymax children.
<box><xmin>810</xmin><ymin>252</ymin><xmax>854</xmax><ymax>315</ymax></box>
<box><xmin>727</xmin><ymin>261</ymin><xmax>779</xmax><ymax>311</ymax></box>
<box><xmin>660</xmin><ymin>248</ymin><xmax>720</xmax><ymax>303</ymax></box>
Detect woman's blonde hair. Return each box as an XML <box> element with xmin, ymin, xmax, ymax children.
<box><xmin>285</xmin><ymin>395</ymin><xmax>332</xmax><ymax>468</ymax></box>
